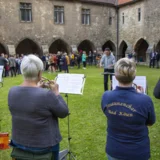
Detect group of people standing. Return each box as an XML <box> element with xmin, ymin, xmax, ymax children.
<box><xmin>41</xmin><ymin>50</ymin><xmax>102</xmax><ymax>72</ymax></box>
<box><xmin>0</xmin><ymin>50</ymin><xmax>103</xmax><ymax>79</ymax></box>
<box><xmin>42</xmin><ymin>52</ymin><xmax>70</xmax><ymax>73</ymax></box>
<box><xmin>149</xmin><ymin>51</ymin><xmax>160</xmax><ymax>68</ymax></box>
<box><xmin>0</xmin><ymin>53</ymin><xmax>23</xmax><ymax>77</ymax></box>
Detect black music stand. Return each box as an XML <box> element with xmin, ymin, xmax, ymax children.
<box><xmin>56</xmin><ymin>74</ymin><xmax>86</xmax><ymax>160</ymax></box>
<box><xmin>101</xmin><ymin>72</ymin><xmax>115</xmax><ymax>75</ymax></box>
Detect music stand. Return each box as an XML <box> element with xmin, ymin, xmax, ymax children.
<box><xmin>0</xmin><ymin>66</ymin><xmax>4</xmax><ymax>88</ymax></box>
<box><xmin>112</xmin><ymin>76</ymin><xmax>148</xmax><ymax>94</ymax></box>
<box><xmin>56</xmin><ymin>74</ymin><xmax>86</xmax><ymax>160</ymax></box>
<box><xmin>101</xmin><ymin>72</ymin><xmax>115</xmax><ymax>75</ymax></box>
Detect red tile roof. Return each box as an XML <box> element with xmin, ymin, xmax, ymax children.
<box><xmin>118</xmin><ymin>0</ymin><xmax>133</xmax><ymax>5</ymax></box>
<box><xmin>80</xmin><ymin>0</ymin><xmax>116</xmax><ymax>5</ymax></box>
<box><xmin>80</xmin><ymin>0</ymin><xmax>135</xmax><ymax>5</ymax></box>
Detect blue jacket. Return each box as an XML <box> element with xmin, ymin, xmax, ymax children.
<box><xmin>101</xmin><ymin>86</ymin><xmax>155</xmax><ymax>160</ymax></box>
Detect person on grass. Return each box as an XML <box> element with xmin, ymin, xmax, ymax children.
<box><xmin>8</xmin><ymin>54</ymin><xmax>69</xmax><ymax>160</ymax></box>
<box><xmin>100</xmin><ymin>48</ymin><xmax>115</xmax><ymax>91</ymax></box>
<box><xmin>82</xmin><ymin>51</ymin><xmax>87</xmax><ymax>69</ymax></box>
<box><xmin>101</xmin><ymin>58</ymin><xmax>156</xmax><ymax>160</ymax></box>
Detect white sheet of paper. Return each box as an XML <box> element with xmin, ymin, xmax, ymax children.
<box><xmin>0</xmin><ymin>66</ymin><xmax>4</xmax><ymax>82</ymax></box>
<box><xmin>112</xmin><ymin>76</ymin><xmax>147</xmax><ymax>94</ymax></box>
<box><xmin>56</xmin><ymin>74</ymin><xmax>85</xmax><ymax>95</ymax></box>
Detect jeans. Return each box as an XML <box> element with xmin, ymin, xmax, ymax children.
<box><xmin>10</xmin><ymin>141</ymin><xmax>59</xmax><ymax>160</ymax></box>
<box><xmin>156</xmin><ymin>60</ymin><xmax>159</xmax><ymax>68</ymax></box>
<box><xmin>107</xmin><ymin>154</ymin><xmax>149</xmax><ymax>160</ymax></box>
<box><xmin>52</xmin><ymin>150</ymin><xmax>59</xmax><ymax>160</ymax></box>
<box><xmin>10</xmin><ymin>67</ymin><xmax>16</xmax><ymax>77</ymax></box>
<box><xmin>107</xmin><ymin>154</ymin><xmax>122</xmax><ymax>160</ymax></box>
<box><xmin>149</xmin><ymin>59</ymin><xmax>155</xmax><ymax>68</ymax></box>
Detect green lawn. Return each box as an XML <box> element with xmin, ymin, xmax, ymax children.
<box><xmin>0</xmin><ymin>65</ymin><xmax>160</xmax><ymax>160</ymax></box>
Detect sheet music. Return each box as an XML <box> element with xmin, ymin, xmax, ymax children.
<box><xmin>56</xmin><ymin>74</ymin><xmax>86</xmax><ymax>95</ymax></box>
<box><xmin>112</xmin><ymin>76</ymin><xmax>147</xmax><ymax>94</ymax></box>
<box><xmin>0</xmin><ymin>66</ymin><xmax>4</xmax><ymax>82</ymax></box>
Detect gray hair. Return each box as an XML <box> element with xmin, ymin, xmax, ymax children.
<box><xmin>21</xmin><ymin>54</ymin><xmax>43</xmax><ymax>81</ymax></box>
<box><xmin>115</xmin><ymin>58</ymin><xmax>136</xmax><ymax>84</ymax></box>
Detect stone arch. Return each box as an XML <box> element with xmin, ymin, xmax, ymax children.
<box><xmin>0</xmin><ymin>43</ymin><xmax>8</xmax><ymax>55</ymax></box>
<box><xmin>77</xmin><ymin>40</ymin><xmax>95</xmax><ymax>54</ymax></box>
<box><xmin>49</xmin><ymin>39</ymin><xmax>71</xmax><ymax>54</ymax></box>
<box><xmin>16</xmin><ymin>38</ymin><xmax>42</xmax><ymax>56</ymax></box>
<box><xmin>102</xmin><ymin>40</ymin><xmax>116</xmax><ymax>54</ymax></box>
<box><xmin>134</xmin><ymin>38</ymin><xmax>149</xmax><ymax>62</ymax></box>
<box><xmin>156</xmin><ymin>41</ymin><xmax>160</xmax><ymax>53</ymax></box>
<box><xmin>118</xmin><ymin>40</ymin><xmax>128</xmax><ymax>59</ymax></box>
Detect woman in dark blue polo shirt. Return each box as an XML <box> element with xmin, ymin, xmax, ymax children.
<box><xmin>101</xmin><ymin>58</ymin><xmax>156</xmax><ymax>160</ymax></box>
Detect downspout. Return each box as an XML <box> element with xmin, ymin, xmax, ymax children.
<box><xmin>116</xmin><ymin>0</ymin><xmax>119</xmax><ymax>60</ymax></box>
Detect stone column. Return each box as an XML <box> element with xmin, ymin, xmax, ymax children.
<box><xmin>42</xmin><ymin>45</ymin><xmax>49</xmax><ymax>55</ymax></box>
<box><xmin>7</xmin><ymin>45</ymin><xmax>16</xmax><ymax>55</ymax></box>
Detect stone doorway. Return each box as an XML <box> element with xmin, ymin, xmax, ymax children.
<box><xmin>134</xmin><ymin>38</ymin><xmax>149</xmax><ymax>62</ymax></box>
<box><xmin>16</xmin><ymin>38</ymin><xmax>42</xmax><ymax>56</ymax></box>
<box><xmin>49</xmin><ymin>39</ymin><xmax>70</xmax><ymax>54</ymax></box>
<box><xmin>0</xmin><ymin>43</ymin><xmax>7</xmax><ymax>55</ymax></box>
<box><xmin>77</xmin><ymin>40</ymin><xmax>95</xmax><ymax>54</ymax></box>
<box><xmin>102</xmin><ymin>40</ymin><xmax>116</xmax><ymax>55</ymax></box>
<box><xmin>156</xmin><ymin>41</ymin><xmax>160</xmax><ymax>53</ymax></box>
<box><xmin>119</xmin><ymin>41</ymin><xmax>128</xmax><ymax>59</ymax></box>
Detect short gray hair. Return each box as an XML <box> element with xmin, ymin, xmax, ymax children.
<box><xmin>115</xmin><ymin>58</ymin><xmax>136</xmax><ymax>84</ymax></box>
<box><xmin>21</xmin><ymin>54</ymin><xmax>43</xmax><ymax>81</ymax></box>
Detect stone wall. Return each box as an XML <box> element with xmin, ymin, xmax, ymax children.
<box><xmin>0</xmin><ymin>0</ymin><xmax>117</xmax><ymax>55</ymax></box>
<box><xmin>1</xmin><ymin>0</ymin><xmax>160</xmax><ymax>62</ymax></box>
<box><xmin>118</xmin><ymin>0</ymin><xmax>160</xmax><ymax>63</ymax></box>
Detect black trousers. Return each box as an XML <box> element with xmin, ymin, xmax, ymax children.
<box><xmin>77</xmin><ymin>62</ymin><xmax>80</xmax><ymax>69</ymax></box>
<box><xmin>10</xmin><ymin>67</ymin><xmax>16</xmax><ymax>77</ymax></box>
<box><xmin>83</xmin><ymin>61</ymin><xmax>86</xmax><ymax>68</ymax></box>
<box><xmin>150</xmin><ymin>59</ymin><xmax>155</xmax><ymax>68</ymax></box>
<box><xmin>104</xmin><ymin>69</ymin><xmax>114</xmax><ymax>91</ymax></box>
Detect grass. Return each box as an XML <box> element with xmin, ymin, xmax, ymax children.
<box><xmin>0</xmin><ymin>65</ymin><xmax>160</xmax><ymax>160</ymax></box>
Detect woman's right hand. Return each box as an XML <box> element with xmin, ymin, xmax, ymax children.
<box><xmin>49</xmin><ymin>81</ymin><xmax>59</xmax><ymax>96</ymax></box>
<box><xmin>137</xmin><ymin>86</ymin><xmax>144</xmax><ymax>93</ymax></box>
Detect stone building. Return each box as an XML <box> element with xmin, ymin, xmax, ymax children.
<box><xmin>0</xmin><ymin>0</ymin><xmax>159</xmax><ymax>62</ymax></box>
<box><xmin>118</xmin><ymin>0</ymin><xmax>160</xmax><ymax>62</ymax></box>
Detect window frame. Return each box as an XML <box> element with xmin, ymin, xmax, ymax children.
<box><xmin>54</xmin><ymin>6</ymin><xmax>65</xmax><ymax>24</ymax></box>
<box><xmin>138</xmin><ymin>8</ymin><xmax>141</xmax><ymax>22</ymax></box>
<box><xmin>109</xmin><ymin>16</ymin><xmax>112</xmax><ymax>25</ymax></box>
<box><xmin>122</xmin><ymin>12</ymin><xmax>125</xmax><ymax>24</ymax></box>
<box><xmin>19</xmin><ymin>2</ymin><xmax>32</xmax><ymax>22</ymax></box>
<box><xmin>81</xmin><ymin>8</ymin><xmax>91</xmax><ymax>25</ymax></box>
